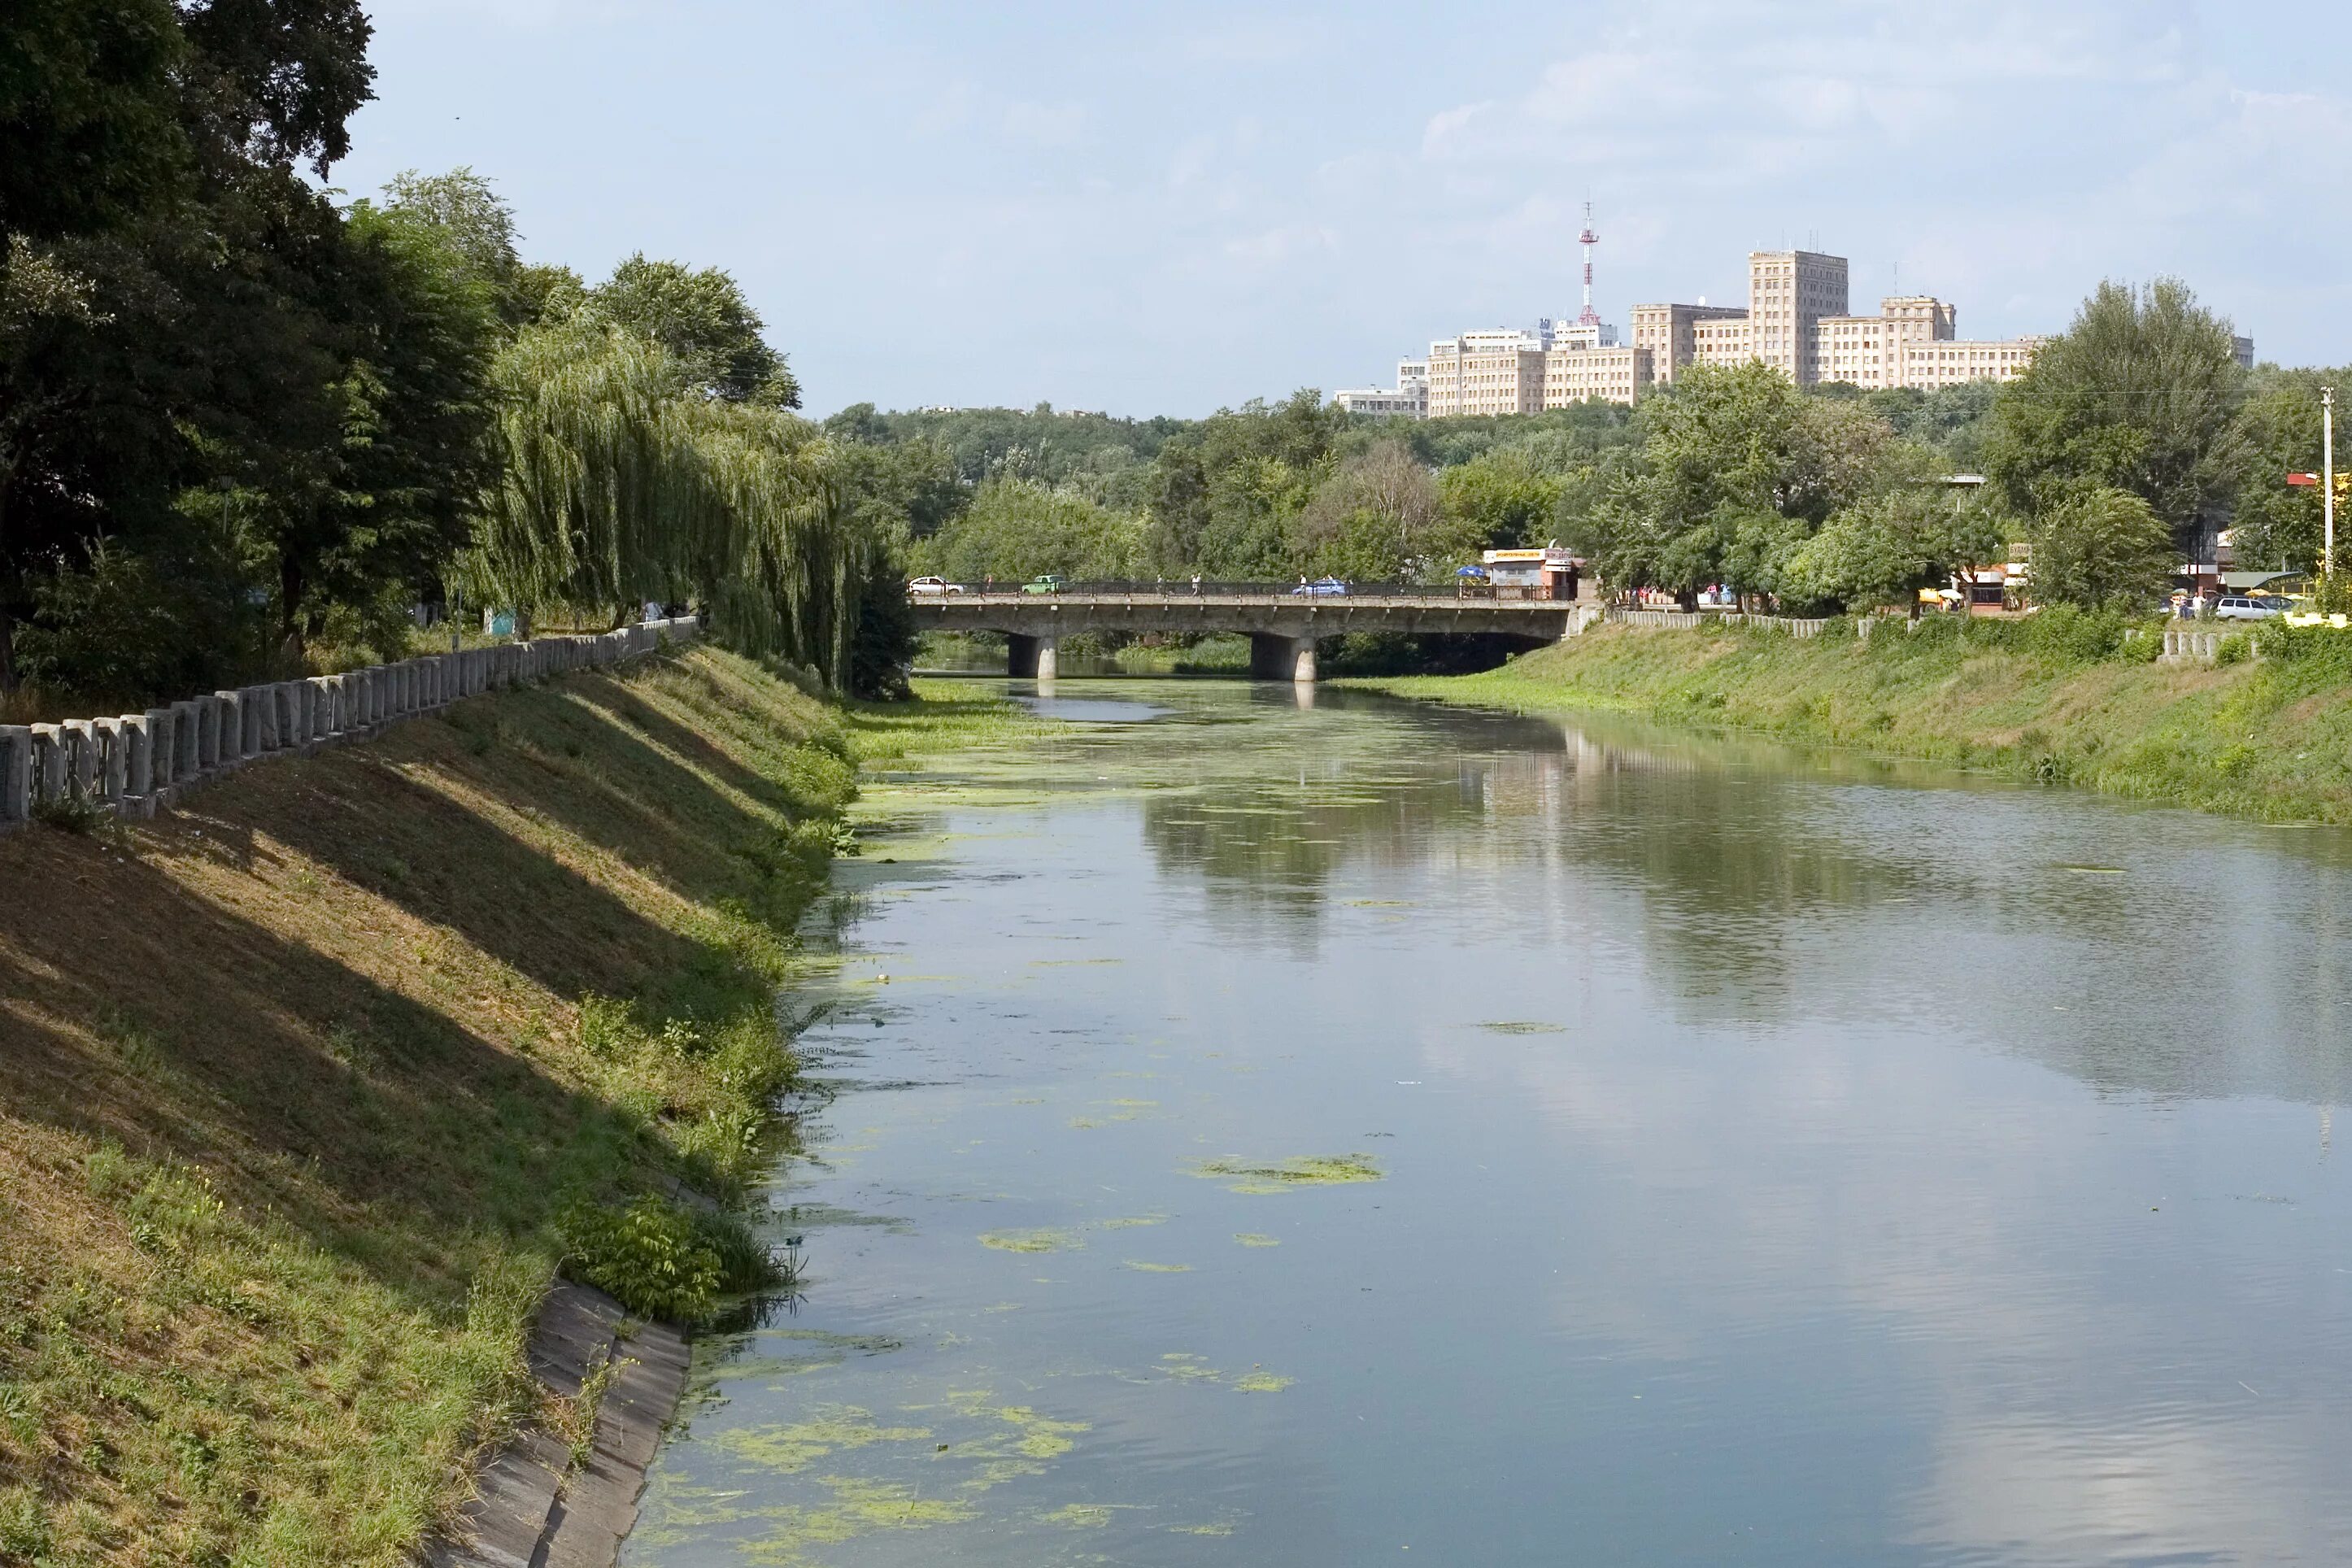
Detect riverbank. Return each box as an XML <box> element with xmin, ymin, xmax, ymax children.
<box><xmin>0</xmin><ymin>650</ymin><xmax>1022</xmax><ymax>1565</ymax></box>
<box><xmin>1349</xmin><ymin>616</ymin><xmax>2352</xmax><ymax>824</ymax></box>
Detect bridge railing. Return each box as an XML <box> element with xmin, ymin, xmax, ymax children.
<box><xmin>913</xmin><ymin>578</ymin><xmax>1582</xmax><ymax>603</ymax></box>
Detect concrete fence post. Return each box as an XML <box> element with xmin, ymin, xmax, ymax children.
<box><xmin>30</xmin><ymin>726</ymin><xmax>65</xmax><ymax>806</ymax></box>
<box><xmin>124</xmin><ymin>715</ymin><xmax>155</xmax><ymax>799</ymax></box>
<box><xmin>162</xmin><ymin>702</ymin><xmax>193</xmax><ymax>781</ymax></box>
<box><xmin>215</xmin><ymin>692</ymin><xmax>244</xmax><ymax>762</ymax></box>
<box><xmin>193</xmin><ymin>699</ymin><xmax>218</xmax><ymax>771</ymax></box>
<box><xmin>61</xmin><ymin>720</ymin><xmax>98</xmax><ymax>799</ymax></box>
<box><xmin>94</xmin><ymin>718</ymin><xmax>127</xmax><ymax>806</ymax></box>
<box><xmin>0</xmin><ymin>726</ymin><xmax>29</xmax><ymax>823</ymax></box>
<box><xmin>270</xmin><ymin>684</ymin><xmax>298</xmax><ymax>751</ymax></box>
<box><xmin>142</xmin><ymin>709</ymin><xmax>173</xmax><ymax>790</ymax></box>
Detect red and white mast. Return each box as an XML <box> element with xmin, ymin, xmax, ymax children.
<box><xmin>1576</xmin><ymin>202</ymin><xmax>1601</xmax><ymax>328</ymax></box>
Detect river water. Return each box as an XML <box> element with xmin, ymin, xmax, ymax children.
<box><xmin>623</xmin><ymin>678</ymin><xmax>2352</xmax><ymax>1566</ymax></box>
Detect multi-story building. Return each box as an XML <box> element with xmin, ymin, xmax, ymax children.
<box><xmin>1333</xmin><ymin>357</ymin><xmax>1431</xmax><ymax>418</ymax></box>
<box><xmin>1640</xmin><ymin>250</ymin><xmax>2046</xmax><ymax>392</ymax></box>
<box><xmin>1629</xmin><ymin>301</ymin><xmax>1747</xmax><ymax>385</ymax></box>
<box><xmin>1333</xmin><ymin>383</ymin><xmax>1428</xmax><ymax>417</ymax></box>
<box><xmin>1350</xmin><ymin>239</ymin><xmax>2141</xmax><ymax>419</ymax></box>
<box><xmin>1425</xmin><ymin>329</ymin><xmax>1545</xmax><ymax>418</ymax></box>
<box><xmin>1422</xmin><ymin>320</ymin><xmax>1653</xmax><ymax>416</ymax></box>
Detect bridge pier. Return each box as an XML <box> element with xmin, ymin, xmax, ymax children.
<box><xmin>1248</xmin><ymin>634</ymin><xmax>1318</xmax><ymax>683</ymax></box>
<box><xmin>1007</xmin><ymin>633</ymin><xmax>1057</xmax><ymax>679</ymax></box>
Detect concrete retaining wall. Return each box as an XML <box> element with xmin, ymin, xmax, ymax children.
<box><xmin>0</xmin><ymin>617</ymin><xmax>701</xmax><ymax>832</ymax></box>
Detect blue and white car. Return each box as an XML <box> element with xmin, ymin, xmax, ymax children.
<box><xmin>1289</xmin><ymin>577</ymin><xmax>1349</xmax><ymax>597</ymax></box>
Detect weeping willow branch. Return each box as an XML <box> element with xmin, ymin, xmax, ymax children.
<box><xmin>462</xmin><ymin>322</ymin><xmax>875</xmax><ymax>686</ymax></box>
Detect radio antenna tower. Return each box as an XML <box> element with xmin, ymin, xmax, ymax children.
<box><xmin>1576</xmin><ymin>201</ymin><xmax>1602</xmax><ymax>328</ymax></box>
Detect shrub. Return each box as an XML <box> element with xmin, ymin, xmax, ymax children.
<box><xmin>560</xmin><ymin>1196</ymin><xmax>725</xmax><ymax>1321</ymax></box>
<box><xmin>558</xmin><ymin>1194</ymin><xmax>780</xmax><ymax>1321</ymax></box>
<box><xmin>2215</xmin><ymin>633</ymin><xmax>2252</xmax><ymax>666</ymax></box>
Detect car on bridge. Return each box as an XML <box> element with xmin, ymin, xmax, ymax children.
<box><xmin>1289</xmin><ymin>577</ymin><xmax>1349</xmax><ymax>597</ymax></box>
<box><xmin>907</xmin><ymin>576</ymin><xmax>966</xmax><ymax>596</ymax></box>
<box><xmin>1021</xmin><ymin>574</ymin><xmax>1065</xmax><ymax>595</ymax></box>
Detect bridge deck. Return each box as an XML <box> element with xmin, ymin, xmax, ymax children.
<box><xmin>909</xmin><ymin>590</ymin><xmax>1596</xmax><ymax>680</ymax></box>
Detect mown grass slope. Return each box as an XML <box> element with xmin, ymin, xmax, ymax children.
<box><xmin>0</xmin><ymin>647</ymin><xmax>860</xmax><ymax>1566</ymax></box>
<box><xmin>1357</xmin><ymin>615</ymin><xmax>2352</xmax><ymax>823</ymax></box>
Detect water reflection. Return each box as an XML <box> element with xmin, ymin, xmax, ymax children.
<box><xmin>626</xmin><ymin>678</ymin><xmax>2352</xmax><ymax>1568</ymax></box>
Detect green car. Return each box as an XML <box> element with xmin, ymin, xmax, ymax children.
<box><xmin>1021</xmin><ymin>574</ymin><xmax>1064</xmax><ymax>595</ymax></box>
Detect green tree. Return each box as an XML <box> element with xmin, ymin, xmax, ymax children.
<box><xmin>587</xmin><ymin>255</ymin><xmax>799</xmax><ymax>407</ymax></box>
<box><xmin>1777</xmin><ymin>481</ymin><xmax>2009</xmax><ymax>612</ymax></box>
<box><xmin>0</xmin><ymin>0</ymin><xmax>186</xmax><ymax>259</ymax></box>
<box><xmin>1985</xmin><ymin>278</ymin><xmax>2248</xmax><ymax>554</ymax></box>
<box><xmin>1291</xmin><ymin>439</ymin><xmax>1444</xmax><ymax>581</ymax></box>
<box><xmin>1582</xmin><ymin>363</ymin><xmax>1892</xmax><ymax>599</ymax></box>
<box><xmin>380</xmin><ymin>166</ymin><xmax>526</xmax><ymax>323</ymax></box>
<box><xmin>0</xmin><ymin>0</ymin><xmax>381</xmax><ymax>692</ymax></box>
<box><xmin>2227</xmin><ymin>372</ymin><xmax>2349</xmax><ymax>577</ymax></box>
<box><xmin>917</xmin><ymin>477</ymin><xmax>1143</xmax><ymax>585</ymax></box>
<box><xmin>1142</xmin><ymin>390</ymin><xmax>1340</xmax><ymax>579</ymax></box>
<box><xmin>1436</xmin><ymin>448</ymin><xmax>1565</xmax><ymax>555</ymax></box>
<box><xmin>2027</xmin><ymin>486</ymin><xmax>2172</xmax><ymax>610</ymax></box>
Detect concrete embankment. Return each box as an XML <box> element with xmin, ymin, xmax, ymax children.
<box><xmin>1352</xmin><ymin>616</ymin><xmax>2352</xmax><ymax>823</ymax></box>
<box><xmin>0</xmin><ymin>642</ymin><xmax>861</xmax><ymax>1566</ymax></box>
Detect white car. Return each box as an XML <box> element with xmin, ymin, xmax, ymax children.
<box><xmin>2215</xmin><ymin>595</ymin><xmax>2287</xmax><ymax>621</ymax></box>
<box><xmin>907</xmin><ymin>576</ymin><xmax>967</xmax><ymax>596</ymax></box>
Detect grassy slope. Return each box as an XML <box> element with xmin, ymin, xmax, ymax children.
<box><xmin>0</xmin><ymin>647</ymin><xmax>882</xmax><ymax>1566</ymax></box>
<box><xmin>1354</xmin><ymin>620</ymin><xmax>2352</xmax><ymax>823</ymax></box>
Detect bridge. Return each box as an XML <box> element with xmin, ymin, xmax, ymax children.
<box><xmin>908</xmin><ymin>584</ymin><xmax>1596</xmax><ymax>681</ymax></box>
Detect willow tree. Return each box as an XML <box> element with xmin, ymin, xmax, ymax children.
<box><xmin>465</xmin><ymin>320</ymin><xmax>869</xmax><ymax>686</ymax></box>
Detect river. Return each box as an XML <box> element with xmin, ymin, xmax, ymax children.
<box><xmin>622</xmin><ymin>677</ymin><xmax>2352</xmax><ymax>1566</ymax></box>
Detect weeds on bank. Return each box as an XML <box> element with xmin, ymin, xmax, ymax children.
<box><xmin>1357</xmin><ymin>608</ymin><xmax>2352</xmax><ymax>822</ymax></box>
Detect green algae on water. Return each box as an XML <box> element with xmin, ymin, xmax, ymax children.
<box><xmin>713</xmin><ymin>1405</ymin><xmax>934</xmax><ymax>1474</ymax></box>
<box><xmin>979</xmin><ymin>1227</ymin><xmax>1083</xmax><ymax>1253</ymax></box>
<box><xmin>1191</xmin><ymin>1153</ymin><xmax>1383</xmax><ymax>1192</ymax></box>
<box><xmin>1123</xmin><ymin>1260</ymin><xmax>1192</xmax><ymax>1273</ymax></box>
<box><xmin>1233</xmin><ymin>1233</ymin><xmax>1280</xmax><ymax>1248</ymax></box>
<box><xmin>1479</xmin><ymin>1020</ymin><xmax>1568</xmax><ymax>1034</ymax></box>
<box><xmin>743</xmin><ymin>1475</ymin><xmax>977</xmax><ymax>1561</ymax></box>
<box><xmin>1042</xmin><ymin>1503</ymin><xmax>1115</xmax><ymax>1527</ymax></box>
<box><xmin>1233</xmin><ymin>1372</ymin><xmax>1294</xmax><ymax>1393</ymax></box>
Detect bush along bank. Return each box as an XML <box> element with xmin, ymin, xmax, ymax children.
<box><xmin>0</xmin><ymin>644</ymin><xmax>866</xmax><ymax>1566</ymax></box>
<box><xmin>1352</xmin><ymin>609</ymin><xmax>2352</xmax><ymax>824</ymax></box>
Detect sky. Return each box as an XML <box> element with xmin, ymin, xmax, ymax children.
<box><xmin>335</xmin><ymin>1</ymin><xmax>2352</xmax><ymax>418</ymax></box>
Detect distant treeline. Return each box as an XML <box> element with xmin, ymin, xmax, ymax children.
<box><xmin>829</xmin><ymin>287</ymin><xmax>2349</xmax><ymax>615</ymax></box>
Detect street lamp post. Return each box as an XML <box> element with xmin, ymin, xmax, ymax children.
<box><xmin>2324</xmin><ymin>386</ymin><xmax>2336</xmax><ymax>580</ymax></box>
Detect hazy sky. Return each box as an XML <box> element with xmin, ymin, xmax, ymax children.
<box><xmin>338</xmin><ymin>1</ymin><xmax>2352</xmax><ymax>417</ymax></box>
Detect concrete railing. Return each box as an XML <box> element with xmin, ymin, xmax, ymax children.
<box><xmin>2160</xmin><ymin>628</ymin><xmax>2234</xmax><ymax>664</ymax></box>
<box><xmin>1606</xmin><ymin>609</ymin><xmax>1705</xmax><ymax>630</ymax></box>
<box><xmin>1713</xmin><ymin>612</ymin><xmax>1840</xmax><ymax>638</ymax></box>
<box><xmin>0</xmin><ymin>616</ymin><xmax>702</xmax><ymax>832</ymax></box>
